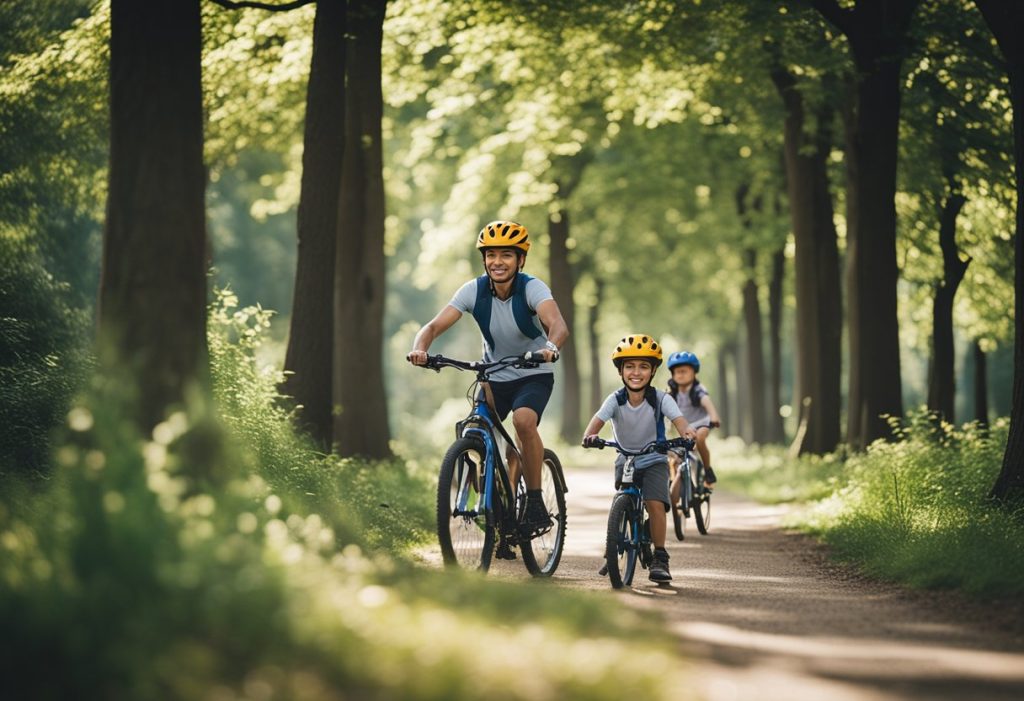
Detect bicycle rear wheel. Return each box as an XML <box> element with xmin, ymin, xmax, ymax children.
<box><xmin>520</xmin><ymin>449</ymin><xmax>567</xmax><ymax>577</ymax></box>
<box><xmin>692</xmin><ymin>461</ymin><xmax>711</xmax><ymax>535</ymax></box>
<box><xmin>437</xmin><ymin>437</ymin><xmax>494</xmax><ymax>571</ymax></box>
<box><xmin>605</xmin><ymin>493</ymin><xmax>638</xmax><ymax>589</ymax></box>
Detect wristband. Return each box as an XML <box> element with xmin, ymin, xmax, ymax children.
<box><xmin>545</xmin><ymin>340</ymin><xmax>559</xmax><ymax>353</ymax></box>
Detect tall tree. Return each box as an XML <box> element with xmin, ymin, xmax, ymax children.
<box><xmin>976</xmin><ymin>1</ymin><xmax>1024</xmax><ymax>504</ymax></box>
<box><xmin>282</xmin><ymin>0</ymin><xmax>347</xmax><ymax>448</ymax></box>
<box><xmin>99</xmin><ymin>0</ymin><xmax>207</xmax><ymax>429</ymax></box>
<box><xmin>548</xmin><ymin>153</ymin><xmax>591</xmax><ymax>443</ymax></box>
<box><xmin>812</xmin><ymin>0</ymin><xmax>919</xmax><ymax>448</ymax></box>
<box><xmin>770</xmin><ymin>63</ymin><xmax>843</xmax><ymax>455</ymax></box>
<box><xmin>768</xmin><ymin>245</ymin><xmax>787</xmax><ymax>443</ymax></box>
<box><xmin>333</xmin><ymin>0</ymin><xmax>391</xmax><ymax>458</ymax></box>
<box><xmin>926</xmin><ymin>189</ymin><xmax>969</xmax><ymax>423</ymax></box>
<box><xmin>735</xmin><ymin>185</ymin><xmax>768</xmax><ymax>443</ymax></box>
<box><xmin>972</xmin><ymin>341</ymin><xmax>989</xmax><ymax>429</ymax></box>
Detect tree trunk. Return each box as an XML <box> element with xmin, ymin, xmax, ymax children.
<box><xmin>549</xmin><ymin>208</ymin><xmax>581</xmax><ymax>442</ymax></box>
<box><xmin>734</xmin><ymin>324</ymin><xmax>753</xmax><ymax>443</ymax></box>
<box><xmin>100</xmin><ymin>0</ymin><xmax>207</xmax><ymax>430</ymax></box>
<box><xmin>332</xmin><ymin>0</ymin><xmax>390</xmax><ymax>459</ymax></box>
<box><xmin>588</xmin><ymin>277</ymin><xmax>604</xmax><ymax>416</ymax></box>
<box><xmin>741</xmin><ymin>246</ymin><xmax>767</xmax><ymax>444</ymax></box>
<box><xmin>926</xmin><ymin>192</ymin><xmax>969</xmax><ymax>424</ymax></box>
<box><xmin>770</xmin><ymin>65</ymin><xmax>843</xmax><ymax>455</ymax></box>
<box><xmin>282</xmin><ymin>0</ymin><xmax>347</xmax><ymax>448</ymax></box>
<box><xmin>735</xmin><ymin>184</ymin><xmax>768</xmax><ymax>443</ymax></box>
<box><xmin>976</xmin><ymin>1</ymin><xmax>1024</xmax><ymax>504</ymax></box>
<box><xmin>717</xmin><ymin>346</ymin><xmax>731</xmax><ymax>438</ymax></box>
<box><xmin>768</xmin><ymin>245</ymin><xmax>786</xmax><ymax>443</ymax></box>
<box><xmin>842</xmin><ymin>82</ymin><xmax>862</xmax><ymax>448</ymax></box>
<box><xmin>973</xmin><ymin>341</ymin><xmax>989</xmax><ymax>429</ymax></box>
<box><xmin>814</xmin><ymin>0</ymin><xmax>919</xmax><ymax>448</ymax></box>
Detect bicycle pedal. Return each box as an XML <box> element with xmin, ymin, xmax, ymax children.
<box><xmin>598</xmin><ymin>563</ymin><xmax>609</xmax><ymax>576</ymax></box>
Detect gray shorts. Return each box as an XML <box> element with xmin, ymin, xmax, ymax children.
<box><xmin>614</xmin><ymin>455</ymin><xmax>671</xmax><ymax>510</ymax></box>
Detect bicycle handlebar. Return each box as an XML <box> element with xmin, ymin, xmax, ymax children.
<box><xmin>582</xmin><ymin>436</ymin><xmax>695</xmax><ymax>456</ymax></box>
<box><xmin>418</xmin><ymin>352</ymin><xmax>551</xmax><ymax>374</ymax></box>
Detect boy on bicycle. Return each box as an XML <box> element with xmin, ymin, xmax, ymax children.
<box><xmin>407</xmin><ymin>220</ymin><xmax>569</xmax><ymax>541</ymax></box>
<box><xmin>665</xmin><ymin>351</ymin><xmax>721</xmax><ymax>501</ymax></box>
<box><xmin>581</xmin><ymin>335</ymin><xmax>696</xmax><ymax>583</ymax></box>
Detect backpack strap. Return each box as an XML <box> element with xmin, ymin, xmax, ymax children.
<box><xmin>472</xmin><ymin>275</ymin><xmax>495</xmax><ymax>350</ymax></box>
<box><xmin>470</xmin><ymin>273</ymin><xmax>542</xmax><ymax>352</ymax></box>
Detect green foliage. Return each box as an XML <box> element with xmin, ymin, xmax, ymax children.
<box><xmin>730</xmin><ymin>413</ymin><xmax>1024</xmax><ymax>596</ymax></box>
<box><xmin>0</xmin><ymin>240</ymin><xmax>90</xmax><ymax>476</ymax></box>
<box><xmin>0</xmin><ymin>291</ymin><xmax>694</xmax><ymax>700</ymax></box>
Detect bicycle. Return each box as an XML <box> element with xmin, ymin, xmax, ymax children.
<box><xmin>420</xmin><ymin>352</ymin><xmax>568</xmax><ymax>577</ymax></box>
<box><xmin>669</xmin><ymin>436</ymin><xmax>712</xmax><ymax>541</ymax></box>
<box><xmin>584</xmin><ymin>436</ymin><xmax>693</xmax><ymax>589</ymax></box>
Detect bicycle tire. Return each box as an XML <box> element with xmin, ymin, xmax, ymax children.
<box><xmin>520</xmin><ymin>449</ymin><xmax>568</xmax><ymax>577</ymax></box>
<box><xmin>437</xmin><ymin>437</ymin><xmax>495</xmax><ymax>571</ymax></box>
<box><xmin>693</xmin><ymin>460</ymin><xmax>711</xmax><ymax>535</ymax></box>
<box><xmin>671</xmin><ymin>497</ymin><xmax>686</xmax><ymax>541</ymax></box>
<box><xmin>605</xmin><ymin>493</ymin><xmax>638</xmax><ymax>589</ymax></box>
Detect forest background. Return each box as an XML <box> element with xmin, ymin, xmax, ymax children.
<box><xmin>3</xmin><ymin>0</ymin><xmax>1024</xmax><ymax>696</ymax></box>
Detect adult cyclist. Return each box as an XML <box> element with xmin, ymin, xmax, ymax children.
<box><xmin>407</xmin><ymin>220</ymin><xmax>570</xmax><ymax>542</ymax></box>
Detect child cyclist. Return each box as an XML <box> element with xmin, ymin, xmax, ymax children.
<box><xmin>582</xmin><ymin>334</ymin><xmax>696</xmax><ymax>583</ymax></box>
<box><xmin>665</xmin><ymin>351</ymin><xmax>721</xmax><ymax>502</ymax></box>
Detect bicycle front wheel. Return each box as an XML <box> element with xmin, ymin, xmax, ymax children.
<box><xmin>605</xmin><ymin>493</ymin><xmax>638</xmax><ymax>589</ymax></box>
<box><xmin>437</xmin><ymin>437</ymin><xmax>494</xmax><ymax>571</ymax></box>
<box><xmin>521</xmin><ymin>449</ymin><xmax>568</xmax><ymax>577</ymax></box>
<box><xmin>671</xmin><ymin>497</ymin><xmax>686</xmax><ymax>541</ymax></box>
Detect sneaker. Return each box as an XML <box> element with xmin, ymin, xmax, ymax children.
<box><xmin>520</xmin><ymin>496</ymin><xmax>553</xmax><ymax>538</ymax></box>
<box><xmin>495</xmin><ymin>538</ymin><xmax>517</xmax><ymax>560</ymax></box>
<box><xmin>649</xmin><ymin>548</ymin><xmax>672</xmax><ymax>583</ymax></box>
<box><xmin>704</xmin><ymin>466</ymin><xmax>717</xmax><ymax>490</ymax></box>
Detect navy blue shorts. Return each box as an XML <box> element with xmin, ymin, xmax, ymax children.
<box><xmin>482</xmin><ymin>374</ymin><xmax>554</xmax><ymax>423</ymax></box>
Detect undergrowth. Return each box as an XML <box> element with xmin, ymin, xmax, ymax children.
<box><xmin>0</xmin><ymin>290</ymin><xmax>693</xmax><ymax>700</ymax></box>
<box><xmin>727</xmin><ymin>415</ymin><xmax>1024</xmax><ymax>597</ymax></box>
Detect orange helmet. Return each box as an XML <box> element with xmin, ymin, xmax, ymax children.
<box><xmin>476</xmin><ymin>220</ymin><xmax>530</xmax><ymax>254</ymax></box>
<box><xmin>611</xmin><ymin>334</ymin><xmax>663</xmax><ymax>369</ymax></box>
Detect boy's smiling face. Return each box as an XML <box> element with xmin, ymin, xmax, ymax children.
<box><xmin>620</xmin><ymin>358</ymin><xmax>654</xmax><ymax>390</ymax></box>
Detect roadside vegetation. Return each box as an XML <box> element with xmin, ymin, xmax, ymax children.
<box><xmin>723</xmin><ymin>419</ymin><xmax>1024</xmax><ymax>597</ymax></box>
<box><xmin>0</xmin><ymin>273</ymin><xmax>691</xmax><ymax>700</ymax></box>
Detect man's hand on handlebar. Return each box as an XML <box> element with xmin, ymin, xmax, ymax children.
<box><xmin>406</xmin><ymin>350</ymin><xmax>429</xmax><ymax>366</ymax></box>
<box><xmin>538</xmin><ymin>348</ymin><xmax>559</xmax><ymax>363</ymax></box>
<box><xmin>582</xmin><ymin>434</ymin><xmax>604</xmax><ymax>449</ymax></box>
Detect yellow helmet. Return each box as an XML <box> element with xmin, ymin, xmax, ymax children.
<box><xmin>611</xmin><ymin>334</ymin><xmax>663</xmax><ymax>369</ymax></box>
<box><xmin>476</xmin><ymin>220</ymin><xmax>530</xmax><ymax>253</ymax></box>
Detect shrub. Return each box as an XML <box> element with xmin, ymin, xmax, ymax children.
<box><xmin>0</xmin><ymin>239</ymin><xmax>90</xmax><ymax>477</ymax></box>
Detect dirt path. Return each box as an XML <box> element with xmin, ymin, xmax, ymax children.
<box><xmin>486</xmin><ymin>463</ymin><xmax>1024</xmax><ymax>700</ymax></box>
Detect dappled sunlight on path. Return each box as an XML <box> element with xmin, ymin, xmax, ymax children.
<box><xmin>419</xmin><ymin>459</ymin><xmax>1024</xmax><ymax>699</ymax></box>
<box><xmin>551</xmin><ymin>464</ymin><xmax>1024</xmax><ymax>700</ymax></box>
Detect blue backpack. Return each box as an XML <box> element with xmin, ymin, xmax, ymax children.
<box><xmin>471</xmin><ymin>273</ymin><xmax>542</xmax><ymax>351</ymax></box>
<box><xmin>614</xmin><ymin>386</ymin><xmax>667</xmax><ymax>442</ymax></box>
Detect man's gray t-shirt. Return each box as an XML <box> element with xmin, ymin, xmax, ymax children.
<box><xmin>595</xmin><ymin>389</ymin><xmax>682</xmax><ymax>452</ymax></box>
<box><xmin>449</xmin><ymin>276</ymin><xmax>554</xmax><ymax>382</ymax></box>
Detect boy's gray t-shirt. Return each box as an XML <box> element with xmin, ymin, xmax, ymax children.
<box><xmin>449</xmin><ymin>276</ymin><xmax>554</xmax><ymax>382</ymax></box>
<box><xmin>595</xmin><ymin>389</ymin><xmax>682</xmax><ymax>452</ymax></box>
<box><xmin>673</xmin><ymin>384</ymin><xmax>710</xmax><ymax>427</ymax></box>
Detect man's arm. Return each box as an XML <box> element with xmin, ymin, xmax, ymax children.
<box><xmin>407</xmin><ymin>305</ymin><xmax>462</xmax><ymax>365</ymax></box>
<box><xmin>536</xmin><ymin>298</ymin><xmax>569</xmax><ymax>362</ymax></box>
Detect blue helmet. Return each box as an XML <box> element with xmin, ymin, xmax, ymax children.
<box><xmin>667</xmin><ymin>351</ymin><xmax>700</xmax><ymax>372</ymax></box>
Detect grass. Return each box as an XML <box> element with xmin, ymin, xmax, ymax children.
<box><xmin>724</xmin><ymin>415</ymin><xmax>1024</xmax><ymax>597</ymax></box>
<box><xmin>0</xmin><ymin>290</ymin><xmax>696</xmax><ymax>701</ymax></box>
